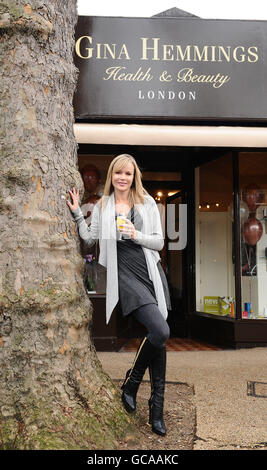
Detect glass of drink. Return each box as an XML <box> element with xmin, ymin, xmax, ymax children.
<box><xmin>116</xmin><ymin>214</ymin><xmax>128</xmax><ymax>241</ymax></box>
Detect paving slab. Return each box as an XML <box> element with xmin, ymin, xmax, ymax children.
<box><xmin>97</xmin><ymin>347</ymin><xmax>267</xmax><ymax>450</ymax></box>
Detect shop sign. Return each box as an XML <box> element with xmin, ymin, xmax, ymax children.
<box><xmin>73</xmin><ymin>16</ymin><xmax>267</xmax><ymax>121</ymax></box>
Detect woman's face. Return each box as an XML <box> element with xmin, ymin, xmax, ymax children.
<box><xmin>112</xmin><ymin>161</ymin><xmax>135</xmax><ymax>194</ymax></box>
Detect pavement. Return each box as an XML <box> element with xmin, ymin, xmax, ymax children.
<box><xmin>97</xmin><ymin>347</ymin><xmax>267</xmax><ymax>450</ymax></box>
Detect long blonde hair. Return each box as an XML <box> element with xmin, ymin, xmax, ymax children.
<box><xmin>99</xmin><ymin>154</ymin><xmax>148</xmax><ymax>208</ymax></box>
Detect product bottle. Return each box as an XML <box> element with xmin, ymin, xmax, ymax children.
<box><xmin>230</xmin><ymin>302</ymin><xmax>235</xmax><ymax>317</ymax></box>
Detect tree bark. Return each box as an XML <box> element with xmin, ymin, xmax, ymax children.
<box><xmin>0</xmin><ymin>0</ymin><xmax>132</xmax><ymax>449</ymax></box>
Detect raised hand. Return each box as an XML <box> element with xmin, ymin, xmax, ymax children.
<box><xmin>67</xmin><ymin>187</ymin><xmax>80</xmax><ymax>212</ymax></box>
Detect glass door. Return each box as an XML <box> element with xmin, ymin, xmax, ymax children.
<box><xmin>165</xmin><ymin>191</ymin><xmax>188</xmax><ymax>337</ymax></box>
<box><xmin>195</xmin><ymin>153</ymin><xmax>235</xmax><ymax>318</ymax></box>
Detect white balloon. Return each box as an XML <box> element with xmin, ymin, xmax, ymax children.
<box><xmin>240</xmin><ymin>201</ymin><xmax>250</xmax><ymax>224</ymax></box>
<box><xmin>228</xmin><ymin>200</ymin><xmax>249</xmax><ymax>223</ymax></box>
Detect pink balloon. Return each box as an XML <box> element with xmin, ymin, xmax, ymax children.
<box><xmin>242</xmin><ymin>184</ymin><xmax>264</xmax><ymax>213</ymax></box>
<box><xmin>242</xmin><ymin>217</ymin><xmax>263</xmax><ymax>246</ymax></box>
<box><xmin>81</xmin><ymin>165</ymin><xmax>101</xmax><ymax>193</ymax></box>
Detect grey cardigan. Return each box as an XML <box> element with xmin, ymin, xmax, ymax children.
<box><xmin>72</xmin><ymin>192</ymin><xmax>168</xmax><ymax>324</ymax></box>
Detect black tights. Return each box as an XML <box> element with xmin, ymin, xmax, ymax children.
<box><xmin>131</xmin><ymin>303</ymin><xmax>170</xmax><ymax>349</ymax></box>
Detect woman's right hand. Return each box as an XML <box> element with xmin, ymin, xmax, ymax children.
<box><xmin>67</xmin><ymin>187</ymin><xmax>80</xmax><ymax>212</ymax></box>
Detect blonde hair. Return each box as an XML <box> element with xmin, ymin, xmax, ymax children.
<box><xmin>99</xmin><ymin>154</ymin><xmax>148</xmax><ymax>208</ymax></box>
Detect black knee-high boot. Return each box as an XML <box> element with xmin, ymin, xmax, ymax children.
<box><xmin>121</xmin><ymin>337</ymin><xmax>160</xmax><ymax>413</ymax></box>
<box><xmin>148</xmin><ymin>345</ymin><xmax>167</xmax><ymax>436</ymax></box>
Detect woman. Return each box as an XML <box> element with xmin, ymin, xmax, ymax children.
<box><xmin>67</xmin><ymin>154</ymin><xmax>171</xmax><ymax>436</ymax></box>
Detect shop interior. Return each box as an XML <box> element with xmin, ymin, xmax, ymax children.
<box><xmin>77</xmin><ymin>144</ymin><xmax>267</xmax><ymax>349</ymax></box>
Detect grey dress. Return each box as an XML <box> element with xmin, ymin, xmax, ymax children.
<box><xmin>116</xmin><ymin>206</ymin><xmax>171</xmax><ymax>316</ymax></box>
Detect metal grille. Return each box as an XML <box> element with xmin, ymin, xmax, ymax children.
<box><xmin>247</xmin><ymin>381</ymin><xmax>267</xmax><ymax>398</ymax></box>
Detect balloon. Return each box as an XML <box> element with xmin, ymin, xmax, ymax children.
<box><xmin>228</xmin><ymin>200</ymin><xmax>249</xmax><ymax>224</ymax></box>
<box><xmin>242</xmin><ymin>184</ymin><xmax>264</xmax><ymax>213</ymax></box>
<box><xmin>240</xmin><ymin>201</ymin><xmax>250</xmax><ymax>224</ymax></box>
<box><xmin>242</xmin><ymin>217</ymin><xmax>263</xmax><ymax>246</ymax></box>
<box><xmin>81</xmin><ymin>165</ymin><xmax>101</xmax><ymax>193</ymax></box>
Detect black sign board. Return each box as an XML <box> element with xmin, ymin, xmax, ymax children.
<box><xmin>73</xmin><ymin>16</ymin><xmax>267</xmax><ymax>121</ymax></box>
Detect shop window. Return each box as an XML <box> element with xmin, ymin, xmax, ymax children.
<box><xmin>78</xmin><ymin>155</ymin><xmax>181</xmax><ymax>297</ymax></box>
<box><xmin>195</xmin><ymin>154</ymin><xmax>235</xmax><ymax>317</ymax></box>
<box><xmin>239</xmin><ymin>152</ymin><xmax>267</xmax><ymax>320</ymax></box>
<box><xmin>78</xmin><ymin>154</ymin><xmax>114</xmax><ymax>295</ymax></box>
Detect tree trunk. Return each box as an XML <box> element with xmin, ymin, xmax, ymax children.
<box><xmin>0</xmin><ymin>0</ymin><xmax>132</xmax><ymax>450</ymax></box>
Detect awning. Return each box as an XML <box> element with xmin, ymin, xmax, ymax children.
<box><xmin>74</xmin><ymin>123</ymin><xmax>267</xmax><ymax>148</ymax></box>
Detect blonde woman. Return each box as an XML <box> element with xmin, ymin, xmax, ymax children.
<box><xmin>67</xmin><ymin>154</ymin><xmax>171</xmax><ymax>436</ymax></box>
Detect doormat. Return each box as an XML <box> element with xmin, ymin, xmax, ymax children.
<box><xmin>120</xmin><ymin>338</ymin><xmax>222</xmax><ymax>352</ymax></box>
<box><xmin>247</xmin><ymin>381</ymin><xmax>267</xmax><ymax>398</ymax></box>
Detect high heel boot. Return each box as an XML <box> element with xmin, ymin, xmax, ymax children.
<box><xmin>121</xmin><ymin>337</ymin><xmax>160</xmax><ymax>413</ymax></box>
<box><xmin>148</xmin><ymin>345</ymin><xmax>167</xmax><ymax>436</ymax></box>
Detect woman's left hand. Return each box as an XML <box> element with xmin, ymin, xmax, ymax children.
<box><xmin>120</xmin><ymin>219</ymin><xmax>136</xmax><ymax>240</ymax></box>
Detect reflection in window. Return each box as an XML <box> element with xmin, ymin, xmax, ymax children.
<box><xmin>79</xmin><ymin>158</ymin><xmax>108</xmax><ymax>295</ymax></box>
